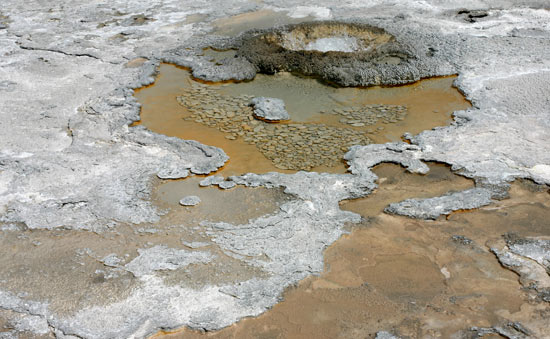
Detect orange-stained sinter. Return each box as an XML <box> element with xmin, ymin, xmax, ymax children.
<box><xmin>134</xmin><ymin>64</ymin><xmax>470</xmax><ymax>175</ymax></box>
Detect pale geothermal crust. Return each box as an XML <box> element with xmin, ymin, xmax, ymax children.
<box><xmin>0</xmin><ymin>0</ymin><xmax>549</xmax><ymax>338</ymax></box>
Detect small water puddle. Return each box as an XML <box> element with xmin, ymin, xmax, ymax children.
<box><xmin>153</xmin><ymin>176</ymin><xmax>289</xmax><ymax>226</ymax></box>
<box><xmin>134</xmin><ymin>63</ymin><xmax>470</xmax><ymax>174</ymax></box>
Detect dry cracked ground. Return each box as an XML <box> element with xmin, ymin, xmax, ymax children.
<box><xmin>0</xmin><ymin>1</ymin><xmax>550</xmax><ymax>338</ymax></box>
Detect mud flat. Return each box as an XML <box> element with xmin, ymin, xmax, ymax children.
<box><xmin>158</xmin><ymin>168</ymin><xmax>550</xmax><ymax>338</ymax></box>
<box><xmin>153</xmin><ymin>176</ymin><xmax>289</xmax><ymax>226</ymax></box>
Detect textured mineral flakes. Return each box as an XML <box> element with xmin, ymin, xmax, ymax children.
<box><xmin>384</xmin><ymin>187</ymin><xmax>494</xmax><ymax>219</ymax></box>
<box><xmin>124</xmin><ymin>245</ymin><xmax>215</xmax><ymax>278</ymax></box>
<box><xmin>492</xmin><ymin>237</ymin><xmax>550</xmax><ymax>300</ymax></box>
<box><xmin>179</xmin><ymin>195</ymin><xmax>201</xmax><ymax>206</ymax></box>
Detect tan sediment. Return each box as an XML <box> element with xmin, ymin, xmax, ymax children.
<box><xmin>133</xmin><ymin>65</ymin><xmax>288</xmax><ymax>176</ymax></box>
<box><xmin>134</xmin><ymin>64</ymin><xmax>470</xmax><ymax>175</ymax></box>
<box><xmin>152</xmin><ymin>176</ymin><xmax>288</xmax><ymax>226</ymax></box>
<box><xmin>152</xmin><ymin>168</ymin><xmax>550</xmax><ymax>338</ymax></box>
<box><xmin>0</xmin><ymin>177</ymin><xmax>290</xmax><ymax>317</ymax></box>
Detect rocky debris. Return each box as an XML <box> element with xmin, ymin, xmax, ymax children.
<box><xmin>384</xmin><ymin>187</ymin><xmax>493</xmax><ymax>219</ymax></box>
<box><xmin>492</xmin><ymin>235</ymin><xmax>550</xmax><ymax>302</ymax></box>
<box><xmin>179</xmin><ymin>195</ymin><xmax>201</xmax><ymax>206</ymax></box>
<box><xmin>193</xmin><ymin>56</ymin><xmax>257</xmax><ymax>83</ymax></box>
<box><xmin>345</xmin><ymin>142</ymin><xmax>429</xmax><ymax>175</ymax></box>
<box><xmin>126</xmin><ymin>127</ymin><xmax>229</xmax><ymax>176</ymax></box>
<box><xmin>10</xmin><ymin>313</ymin><xmax>51</xmax><ymax>336</ymax></box>
<box><xmin>219</xmin><ymin>180</ymin><xmax>236</xmax><ymax>189</ymax></box>
<box><xmin>199</xmin><ymin>176</ymin><xmax>226</xmax><ymax>187</ymax></box>
<box><xmin>451</xmin><ymin>235</ymin><xmax>474</xmax><ymax>246</ymax></box>
<box><xmin>322</xmin><ymin>104</ymin><xmax>408</xmax><ymax>126</ymax></box>
<box><xmin>198</xmin><ymin>175</ymin><xmax>236</xmax><ymax>190</ymax></box>
<box><xmin>124</xmin><ymin>245</ymin><xmax>215</xmax><ymax>278</ymax></box>
<box><xmin>250</xmin><ymin>97</ymin><xmax>290</xmax><ymax>121</ymax></box>
<box><xmin>474</xmin><ymin>179</ymin><xmax>511</xmax><ymax>200</ymax></box>
<box><xmin>178</xmin><ymin>82</ymin><xmax>374</xmax><ymax>170</ymax></box>
<box><xmin>0</xmin><ymin>291</ymin><xmax>51</xmax><ymax>336</ymax></box>
<box><xmin>101</xmin><ymin>253</ymin><xmax>123</xmax><ymax>267</ymax></box>
<box><xmin>470</xmin><ymin>322</ymin><xmax>531</xmax><ymax>338</ymax></box>
<box><xmin>120</xmin><ymin>14</ymin><xmax>155</xmax><ymax>26</ymax></box>
<box><xmin>218</xmin><ymin>170</ymin><xmax>377</xmax><ymax>202</ymax></box>
<box><xmin>505</xmin><ymin>237</ymin><xmax>550</xmax><ymax>271</ymax></box>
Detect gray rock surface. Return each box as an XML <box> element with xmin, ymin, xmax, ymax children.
<box><xmin>250</xmin><ymin>97</ymin><xmax>290</xmax><ymax>121</ymax></box>
<box><xmin>219</xmin><ymin>180</ymin><xmax>237</xmax><ymax>189</ymax></box>
<box><xmin>345</xmin><ymin>142</ymin><xmax>429</xmax><ymax>175</ymax></box>
<box><xmin>375</xmin><ymin>331</ymin><xmax>401</xmax><ymax>339</ymax></box>
<box><xmin>199</xmin><ymin>175</ymin><xmax>226</xmax><ymax>187</ymax></box>
<box><xmin>492</xmin><ymin>236</ymin><xmax>550</xmax><ymax>301</ymax></box>
<box><xmin>124</xmin><ymin>245</ymin><xmax>215</xmax><ymax>278</ymax></box>
<box><xmin>164</xmin><ymin>44</ymin><xmax>257</xmax><ymax>83</ymax></box>
<box><xmin>384</xmin><ymin>187</ymin><xmax>494</xmax><ymax>219</ymax></box>
<box><xmin>0</xmin><ymin>0</ymin><xmax>549</xmax><ymax>338</ymax></box>
<box><xmin>179</xmin><ymin>195</ymin><xmax>201</xmax><ymax>206</ymax></box>
<box><xmin>470</xmin><ymin>324</ymin><xmax>531</xmax><ymax>339</ymax></box>
<box><xmin>236</xmin><ymin>21</ymin><xmax>440</xmax><ymax>87</ymax></box>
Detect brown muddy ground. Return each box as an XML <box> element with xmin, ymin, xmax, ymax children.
<box><xmin>153</xmin><ymin>165</ymin><xmax>550</xmax><ymax>338</ymax></box>
<box><xmin>134</xmin><ymin>64</ymin><xmax>470</xmax><ymax>175</ymax></box>
<box><xmin>0</xmin><ymin>177</ymin><xmax>289</xmax><ymax>317</ymax></box>
<box><xmin>149</xmin><ymin>177</ymin><xmax>290</xmax><ymax>289</ymax></box>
